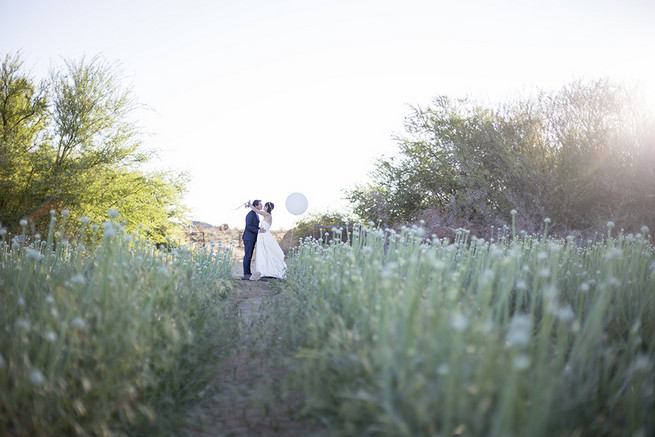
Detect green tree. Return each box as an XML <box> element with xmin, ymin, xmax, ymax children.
<box><xmin>0</xmin><ymin>52</ymin><xmax>48</xmax><ymax>226</ymax></box>
<box><xmin>347</xmin><ymin>97</ymin><xmax>553</xmax><ymax>231</ymax></box>
<box><xmin>0</xmin><ymin>52</ymin><xmax>189</xmax><ymax>242</ymax></box>
<box><xmin>347</xmin><ymin>80</ymin><xmax>655</xmax><ymax>235</ymax></box>
<box><xmin>291</xmin><ymin>210</ymin><xmax>353</xmax><ymax>242</ymax></box>
<box><xmin>77</xmin><ymin>168</ymin><xmax>190</xmax><ymax>243</ymax></box>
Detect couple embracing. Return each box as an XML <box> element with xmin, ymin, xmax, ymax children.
<box><xmin>242</xmin><ymin>200</ymin><xmax>287</xmax><ymax>280</ymax></box>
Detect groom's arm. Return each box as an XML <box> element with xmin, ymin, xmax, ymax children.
<box><xmin>245</xmin><ymin>212</ymin><xmax>260</xmax><ymax>234</ymax></box>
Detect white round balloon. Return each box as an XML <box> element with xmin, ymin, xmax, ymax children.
<box><xmin>285</xmin><ymin>192</ymin><xmax>308</xmax><ymax>215</ymax></box>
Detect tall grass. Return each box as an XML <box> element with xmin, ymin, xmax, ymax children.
<box><xmin>263</xmin><ymin>221</ymin><xmax>655</xmax><ymax>436</ymax></box>
<box><xmin>0</xmin><ymin>211</ymin><xmax>237</xmax><ymax>436</ymax></box>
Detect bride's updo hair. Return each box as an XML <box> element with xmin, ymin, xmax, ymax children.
<box><xmin>265</xmin><ymin>202</ymin><xmax>274</xmax><ymax>213</ymax></box>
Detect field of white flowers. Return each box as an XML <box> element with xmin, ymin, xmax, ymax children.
<box><xmin>259</xmin><ymin>218</ymin><xmax>655</xmax><ymax>436</ymax></box>
<box><xmin>3</xmin><ymin>210</ymin><xmax>654</xmax><ymax>436</ymax></box>
<box><xmin>0</xmin><ymin>211</ymin><xmax>236</xmax><ymax>436</ymax></box>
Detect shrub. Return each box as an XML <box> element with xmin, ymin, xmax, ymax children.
<box><xmin>347</xmin><ymin>80</ymin><xmax>655</xmax><ymax>237</ymax></box>
<box><xmin>265</xmin><ymin>222</ymin><xmax>655</xmax><ymax>436</ymax></box>
<box><xmin>0</xmin><ymin>212</ymin><xmax>237</xmax><ymax>436</ymax></box>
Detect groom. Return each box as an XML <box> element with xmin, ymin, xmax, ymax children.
<box><xmin>242</xmin><ymin>199</ymin><xmax>262</xmax><ymax>280</ymax></box>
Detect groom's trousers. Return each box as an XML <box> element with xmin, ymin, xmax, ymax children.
<box><xmin>243</xmin><ymin>238</ymin><xmax>256</xmax><ymax>276</ymax></box>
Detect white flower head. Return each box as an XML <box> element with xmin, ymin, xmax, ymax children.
<box><xmin>510</xmin><ymin>209</ymin><xmax>517</xmax><ymax>216</ymax></box>
<box><xmin>71</xmin><ymin>316</ymin><xmax>87</xmax><ymax>330</ymax></box>
<box><xmin>450</xmin><ymin>314</ymin><xmax>468</xmax><ymax>332</ymax></box>
<box><xmin>607</xmin><ymin>221</ymin><xmax>615</xmax><ymax>229</ymax></box>
<box><xmin>44</xmin><ymin>329</ymin><xmax>57</xmax><ymax>342</ymax></box>
<box><xmin>512</xmin><ymin>354</ymin><xmax>531</xmax><ymax>371</ymax></box>
<box><xmin>15</xmin><ymin>318</ymin><xmax>31</xmax><ymax>332</ymax></box>
<box><xmin>641</xmin><ymin>226</ymin><xmax>649</xmax><ymax>235</ymax></box>
<box><xmin>108</xmin><ymin>209</ymin><xmax>120</xmax><ymax>219</ymax></box>
<box><xmin>507</xmin><ymin>314</ymin><xmax>532</xmax><ymax>348</ymax></box>
<box><xmin>556</xmin><ymin>304</ymin><xmax>575</xmax><ymax>323</ymax></box>
<box><xmin>380</xmin><ymin>262</ymin><xmax>397</xmax><ymax>280</ymax></box>
<box><xmin>432</xmin><ymin>258</ymin><xmax>445</xmax><ymax>270</ymax></box>
<box><xmin>61</xmin><ymin>209</ymin><xmax>70</xmax><ymax>217</ymax></box>
<box><xmin>630</xmin><ymin>355</ymin><xmax>651</xmax><ymax>374</ymax></box>
<box><xmin>30</xmin><ymin>369</ymin><xmax>45</xmax><ymax>388</ymax></box>
<box><xmin>543</xmin><ymin>285</ymin><xmax>559</xmax><ymax>312</ymax></box>
<box><xmin>20</xmin><ymin>219</ymin><xmax>28</xmax><ymax>227</ymax></box>
<box><xmin>544</xmin><ymin>218</ymin><xmax>551</xmax><ymax>224</ymax></box>
<box><xmin>69</xmin><ymin>274</ymin><xmax>86</xmax><ymax>285</ymax></box>
<box><xmin>604</xmin><ymin>247</ymin><xmax>623</xmax><ymax>261</ymax></box>
<box><xmin>25</xmin><ymin>247</ymin><xmax>44</xmax><ymax>261</ymax></box>
<box><xmin>158</xmin><ymin>265</ymin><xmax>170</xmax><ymax>277</ymax></box>
<box><xmin>102</xmin><ymin>222</ymin><xmax>116</xmax><ymax>239</ymax></box>
<box><xmin>437</xmin><ymin>363</ymin><xmax>449</xmax><ymax>375</ymax></box>
<box><xmin>81</xmin><ymin>216</ymin><xmax>90</xmax><ymax>225</ymax></box>
<box><xmin>479</xmin><ymin>269</ymin><xmax>494</xmax><ymax>285</ymax></box>
<box><xmin>490</xmin><ymin>247</ymin><xmax>504</xmax><ymax>259</ymax></box>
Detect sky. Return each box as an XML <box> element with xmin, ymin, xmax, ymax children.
<box><xmin>2</xmin><ymin>0</ymin><xmax>654</xmax><ymax>230</ymax></box>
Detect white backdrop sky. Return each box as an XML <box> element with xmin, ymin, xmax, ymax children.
<box><xmin>2</xmin><ymin>0</ymin><xmax>654</xmax><ymax>230</ymax></box>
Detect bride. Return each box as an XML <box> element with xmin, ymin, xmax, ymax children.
<box><xmin>249</xmin><ymin>202</ymin><xmax>287</xmax><ymax>280</ymax></box>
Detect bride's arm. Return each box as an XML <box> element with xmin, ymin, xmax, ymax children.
<box><xmin>250</xmin><ymin>205</ymin><xmax>271</xmax><ymax>219</ymax></box>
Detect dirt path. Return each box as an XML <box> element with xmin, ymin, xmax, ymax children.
<box><xmin>186</xmin><ymin>263</ymin><xmax>329</xmax><ymax>437</ymax></box>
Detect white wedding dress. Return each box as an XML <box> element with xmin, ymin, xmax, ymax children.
<box><xmin>254</xmin><ymin>220</ymin><xmax>287</xmax><ymax>279</ymax></box>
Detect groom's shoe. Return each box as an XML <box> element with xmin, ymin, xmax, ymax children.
<box><xmin>241</xmin><ymin>275</ymin><xmax>251</xmax><ymax>280</ymax></box>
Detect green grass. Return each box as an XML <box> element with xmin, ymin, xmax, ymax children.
<box><xmin>1</xmin><ymin>212</ymin><xmax>237</xmax><ymax>436</ymax></box>
<box><xmin>259</xmin><ymin>221</ymin><xmax>655</xmax><ymax>436</ymax></box>
<box><xmin>4</xmin><ymin>211</ymin><xmax>653</xmax><ymax>436</ymax></box>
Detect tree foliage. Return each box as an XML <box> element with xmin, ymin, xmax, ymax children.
<box><xmin>0</xmin><ymin>52</ymin><xmax>188</xmax><ymax>243</ymax></box>
<box><xmin>291</xmin><ymin>210</ymin><xmax>353</xmax><ymax>242</ymax></box>
<box><xmin>346</xmin><ymin>80</ymin><xmax>655</xmax><ymax>235</ymax></box>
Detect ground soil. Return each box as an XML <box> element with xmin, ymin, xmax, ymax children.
<box><xmin>185</xmin><ymin>261</ymin><xmax>330</xmax><ymax>437</ymax></box>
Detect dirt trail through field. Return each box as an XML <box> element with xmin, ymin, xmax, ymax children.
<box><xmin>187</xmin><ymin>263</ymin><xmax>329</xmax><ymax>437</ymax></box>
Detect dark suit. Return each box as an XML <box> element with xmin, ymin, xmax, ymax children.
<box><xmin>242</xmin><ymin>209</ymin><xmax>260</xmax><ymax>276</ymax></box>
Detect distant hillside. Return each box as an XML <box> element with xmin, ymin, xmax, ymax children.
<box><xmin>189</xmin><ymin>221</ymin><xmax>230</xmax><ymax>232</ymax></box>
<box><xmin>184</xmin><ymin>221</ymin><xmax>239</xmax><ymax>247</ymax></box>
<box><xmin>183</xmin><ymin>221</ymin><xmax>288</xmax><ymax>254</ymax></box>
